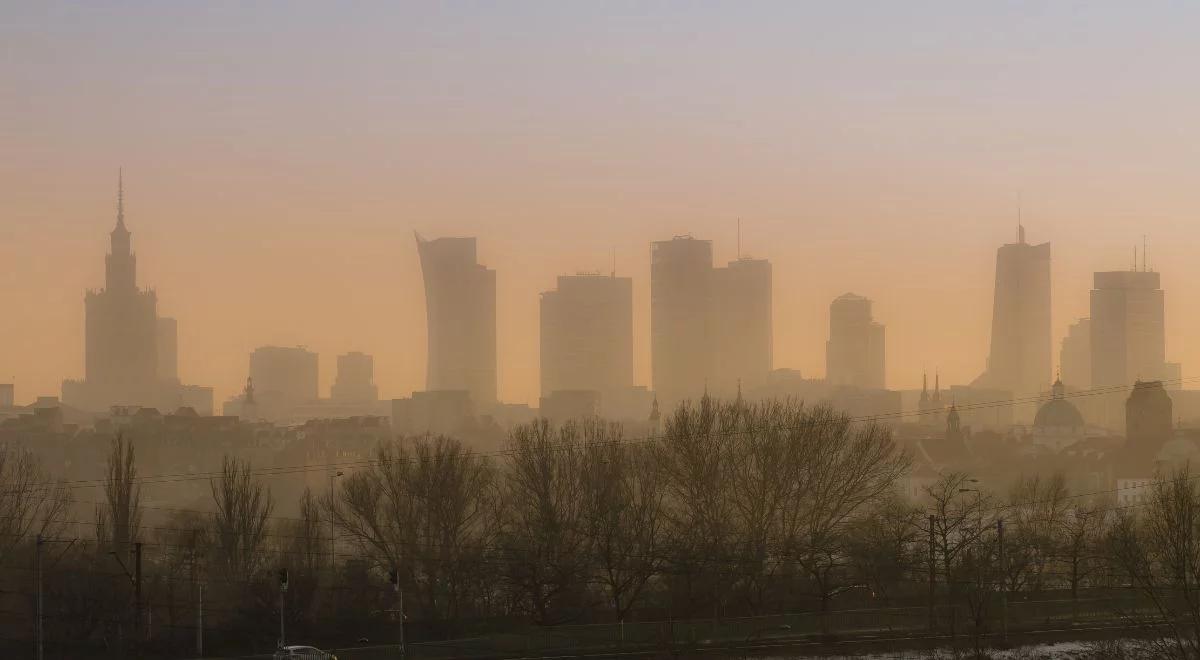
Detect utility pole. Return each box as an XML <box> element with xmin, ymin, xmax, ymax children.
<box><xmin>390</xmin><ymin>567</ymin><xmax>405</xmax><ymax>659</ymax></box>
<box><xmin>196</xmin><ymin>584</ymin><xmax>203</xmax><ymax>657</ymax></box>
<box><xmin>134</xmin><ymin>542</ymin><xmax>143</xmax><ymax>641</ymax></box>
<box><xmin>36</xmin><ymin>534</ymin><xmax>44</xmax><ymax>660</ymax></box>
<box><xmin>279</xmin><ymin>569</ymin><xmax>289</xmax><ymax>648</ymax></box>
<box><xmin>998</xmin><ymin>518</ymin><xmax>1008</xmax><ymax>646</ymax></box>
<box><xmin>192</xmin><ymin>529</ymin><xmax>202</xmax><ymax>658</ymax></box>
<box><xmin>927</xmin><ymin>514</ymin><xmax>936</xmax><ymax>632</ymax></box>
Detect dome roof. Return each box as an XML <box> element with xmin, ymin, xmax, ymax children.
<box><xmin>1034</xmin><ymin>398</ymin><xmax>1084</xmax><ymax>429</ymax></box>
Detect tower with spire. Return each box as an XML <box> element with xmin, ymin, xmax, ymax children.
<box><xmin>105</xmin><ymin>169</ymin><xmax>137</xmax><ymax>292</ymax></box>
<box><xmin>67</xmin><ymin>172</ymin><xmax>162</xmax><ymax>410</ymax></box>
<box><xmin>918</xmin><ymin>370</ymin><xmax>945</xmax><ymax>426</ymax></box>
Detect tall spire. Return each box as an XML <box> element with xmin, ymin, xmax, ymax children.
<box><xmin>116</xmin><ymin>168</ymin><xmax>127</xmax><ymax>231</ymax></box>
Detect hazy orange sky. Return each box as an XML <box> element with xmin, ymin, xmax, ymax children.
<box><xmin>2</xmin><ymin>3</ymin><xmax>1199</xmax><ymax>407</ymax></box>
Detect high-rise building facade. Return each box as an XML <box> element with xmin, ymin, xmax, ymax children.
<box><xmin>415</xmin><ymin>234</ymin><xmax>497</xmax><ymax>405</ymax></box>
<box><xmin>975</xmin><ymin>227</ymin><xmax>1051</xmax><ymax>402</ymax></box>
<box><xmin>156</xmin><ymin>317</ymin><xmax>178</xmax><ymax>382</ymax></box>
<box><xmin>712</xmin><ymin>258</ymin><xmax>773</xmax><ymax>395</ymax></box>
<box><xmin>249</xmin><ymin>346</ymin><xmax>319</xmax><ymax>404</ymax></box>
<box><xmin>331</xmin><ymin>351</ymin><xmax>378</xmax><ymax>403</ymax></box>
<box><xmin>651</xmin><ymin>237</ymin><xmax>772</xmax><ymax>404</ymax></box>
<box><xmin>826</xmin><ymin>293</ymin><xmax>885</xmax><ymax>390</ymax></box>
<box><xmin>1059</xmin><ymin>318</ymin><xmax>1091</xmax><ymax>390</ymax></box>
<box><xmin>539</xmin><ymin>274</ymin><xmax>633</xmax><ymax>398</ymax></box>
<box><xmin>1090</xmin><ymin>270</ymin><xmax>1166</xmax><ymax>389</ymax></box>
<box><xmin>651</xmin><ymin>236</ymin><xmax>714</xmax><ymax>404</ymax></box>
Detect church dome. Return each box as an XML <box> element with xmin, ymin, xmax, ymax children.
<box><xmin>1034</xmin><ymin>399</ymin><xmax>1084</xmax><ymax>429</ymax></box>
<box><xmin>1035</xmin><ymin>381</ymin><xmax>1084</xmax><ymax>429</ymax></box>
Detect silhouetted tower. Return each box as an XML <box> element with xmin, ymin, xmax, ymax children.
<box><xmin>826</xmin><ymin>293</ymin><xmax>885</xmax><ymax>389</ymax></box>
<box><xmin>1059</xmin><ymin>318</ymin><xmax>1091</xmax><ymax>390</ymax></box>
<box><xmin>712</xmin><ymin>257</ymin><xmax>772</xmax><ymax>395</ymax></box>
<box><xmin>975</xmin><ymin>226</ymin><xmax>1051</xmax><ymax>403</ymax></box>
<box><xmin>84</xmin><ymin>172</ymin><xmax>159</xmax><ymax>403</ymax></box>
<box><xmin>1126</xmin><ymin>380</ymin><xmax>1172</xmax><ymax>459</ymax></box>
<box><xmin>1091</xmin><ymin>270</ymin><xmax>1166</xmax><ymax>389</ymax></box>
<box><xmin>651</xmin><ymin>236</ymin><xmax>714</xmax><ymax>405</ymax></box>
<box><xmin>331</xmin><ymin>352</ymin><xmax>379</xmax><ymax>403</ymax></box>
<box><xmin>540</xmin><ymin>274</ymin><xmax>633</xmax><ymax>398</ymax></box>
<box><xmin>415</xmin><ymin>234</ymin><xmax>497</xmax><ymax>405</ymax></box>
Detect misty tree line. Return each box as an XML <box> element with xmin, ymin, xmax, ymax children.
<box><xmin>6</xmin><ymin>396</ymin><xmax>1200</xmax><ymax>657</ymax></box>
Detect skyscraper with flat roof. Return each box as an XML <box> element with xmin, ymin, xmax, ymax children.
<box><xmin>249</xmin><ymin>346</ymin><xmax>319</xmax><ymax>404</ymax></box>
<box><xmin>712</xmin><ymin>257</ymin><xmax>772</xmax><ymax>394</ymax></box>
<box><xmin>332</xmin><ymin>351</ymin><xmax>378</xmax><ymax>403</ymax></box>
<box><xmin>826</xmin><ymin>293</ymin><xmax>885</xmax><ymax>390</ymax></box>
<box><xmin>539</xmin><ymin>274</ymin><xmax>633</xmax><ymax>399</ymax></box>
<box><xmin>415</xmin><ymin>234</ymin><xmax>497</xmax><ymax>405</ymax></box>
<box><xmin>1090</xmin><ymin>270</ymin><xmax>1166</xmax><ymax>389</ymax></box>
<box><xmin>651</xmin><ymin>236</ymin><xmax>714</xmax><ymax>404</ymax></box>
<box><xmin>974</xmin><ymin>226</ymin><xmax>1051</xmax><ymax>403</ymax></box>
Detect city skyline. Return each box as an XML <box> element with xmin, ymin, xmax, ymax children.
<box><xmin>2</xmin><ymin>184</ymin><xmax>1189</xmax><ymax>411</ymax></box>
<box><xmin>3</xmin><ymin>3</ymin><xmax>1200</xmax><ymax>407</ymax></box>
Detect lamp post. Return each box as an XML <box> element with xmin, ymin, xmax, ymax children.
<box><xmin>329</xmin><ymin>470</ymin><xmax>344</xmax><ymax>572</ymax></box>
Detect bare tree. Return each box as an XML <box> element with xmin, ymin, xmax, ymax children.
<box><xmin>778</xmin><ymin>406</ymin><xmax>911</xmax><ymax>616</ymax></box>
<box><xmin>209</xmin><ymin>455</ymin><xmax>274</xmax><ymax>583</ymax></box>
<box><xmin>1004</xmin><ymin>473</ymin><xmax>1071</xmax><ymax>596</ymax></box>
<box><xmin>330</xmin><ymin>435</ymin><xmax>495</xmax><ymax>626</ymax></box>
<box><xmin>499</xmin><ymin>419</ymin><xmax>591</xmax><ymax>624</ymax></box>
<box><xmin>847</xmin><ymin>494</ymin><xmax>923</xmax><ymax>606</ymax></box>
<box><xmin>96</xmin><ymin>434</ymin><xmax>142</xmax><ymax>554</ymax></box>
<box><xmin>1060</xmin><ymin>498</ymin><xmax>1112</xmax><ymax>621</ymax></box>
<box><xmin>1105</xmin><ymin>467</ymin><xmax>1200</xmax><ymax>659</ymax></box>
<box><xmin>0</xmin><ymin>445</ymin><xmax>71</xmax><ymax>565</ymax></box>
<box><xmin>654</xmin><ymin>395</ymin><xmax>741</xmax><ymax>618</ymax></box>
<box><xmin>582</xmin><ymin>420</ymin><xmax>664</xmax><ymax>622</ymax></box>
<box><xmin>287</xmin><ymin>487</ymin><xmax>323</xmax><ymax>577</ymax></box>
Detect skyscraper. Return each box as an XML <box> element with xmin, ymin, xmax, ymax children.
<box><xmin>331</xmin><ymin>351</ymin><xmax>378</xmax><ymax>403</ymax></box>
<box><xmin>539</xmin><ymin>273</ymin><xmax>633</xmax><ymax>399</ymax></box>
<box><xmin>415</xmin><ymin>234</ymin><xmax>497</xmax><ymax>405</ymax></box>
<box><xmin>1059</xmin><ymin>318</ymin><xmax>1091</xmax><ymax>390</ymax></box>
<box><xmin>826</xmin><ymin>293</ymin><xmax>885</xmax><ymax>390</ymax></box>
<box><xmin>974</xmin><ymin>226</ymin><xmax>1051</xmax><ymax>402</ymax></box>
<box><xmin>249</xmin><ymin>346</ymin><xmax>319</xmax><ymax>404</ymax></box>
<box><xmin>651</xmin><ymin>236</ymin><xmax>714</xmax><ymax>404</ymax></box>
<box><xmin>712</xmin><ymin>257</ymin><xmax>773</xmax><ymax>395</ymax></box>
<box><xmin>1090</xmin><ymin>270</ymin><xmax>1166</xmax><ymax>389</ymax></box>
<box><xmin>157</xmin><ymin>317</ymin><xmax>178</xmax><ymax>382</ymax></box>
<box><xmin>79</xmin><ymin>174</ymin><xmax>159</xmax><ymax>404</ymax></box>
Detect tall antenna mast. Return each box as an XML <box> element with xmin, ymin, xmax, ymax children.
<box><xmin>737</xmin><ymin>218</ymin><xmax>742</xmax><ymax>259</ymax></box>
<box><xmin>1143</xmin><ymin>234</ymin><xmax>1147</xmax><ymax>272</ymax></box>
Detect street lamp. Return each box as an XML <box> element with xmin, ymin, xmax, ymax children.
<box><xmin>329</xmin><ymin>470</ymin><xmax>344</xmax><ymax>572</ymax></box>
